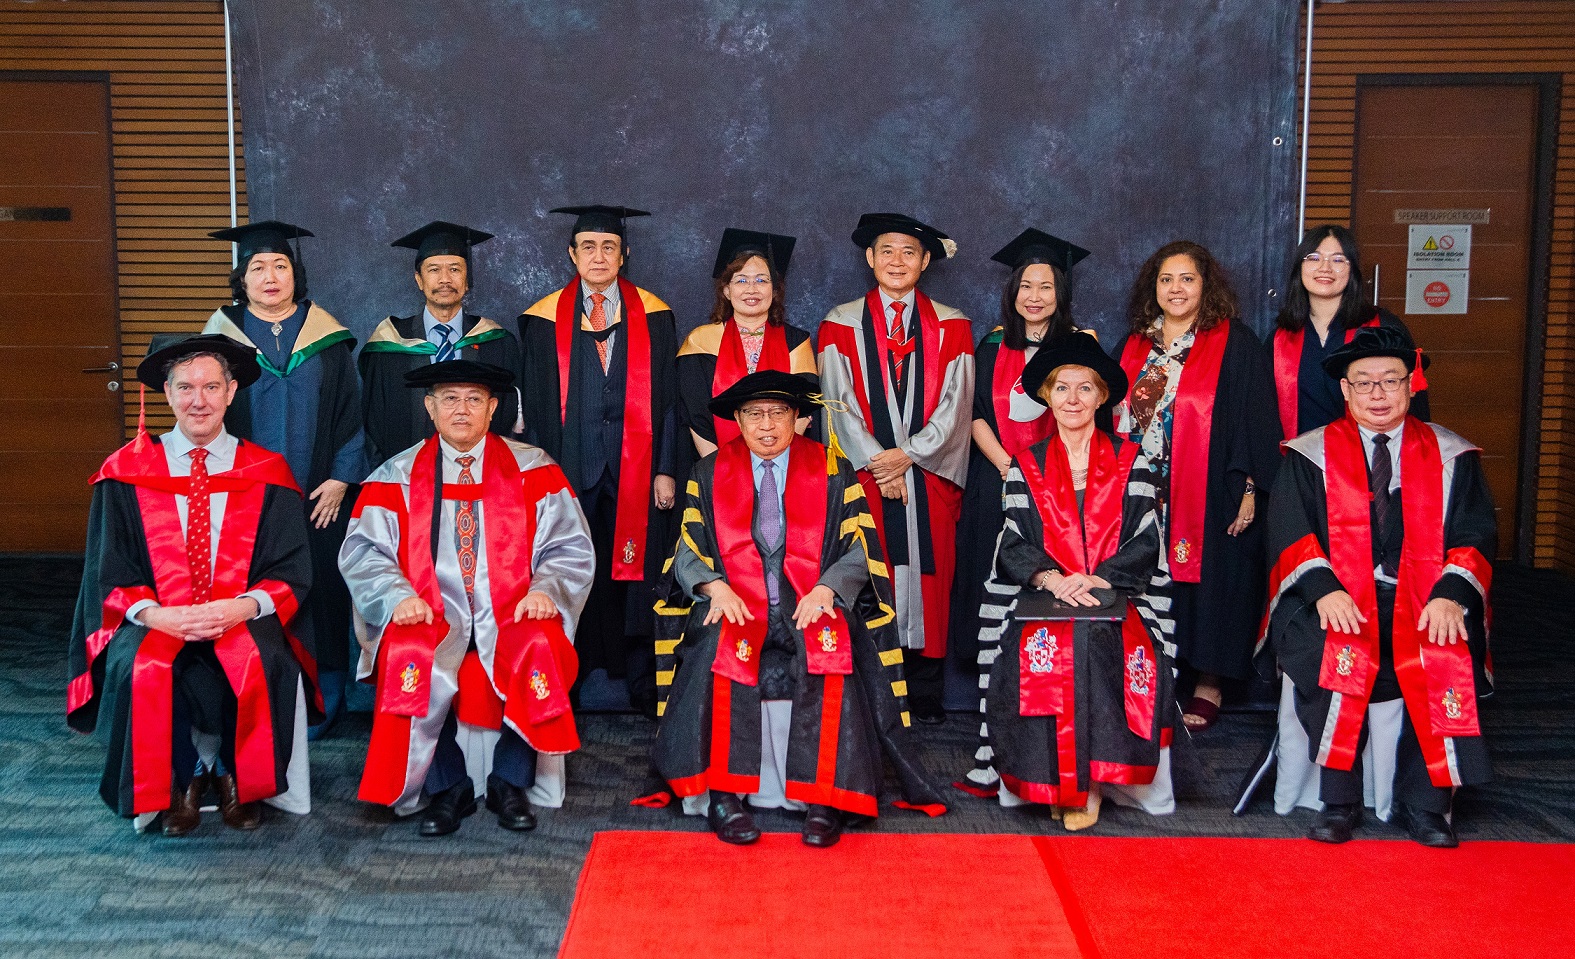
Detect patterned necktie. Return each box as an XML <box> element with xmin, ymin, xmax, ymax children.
<box><xmin>434</xmin><ymin>323</ymin><xmax>455</xmax><ymax>362</ymax></box>
<box><xmin>887</xmin><ymin>301</ymin><xmax>912</xmax><ymax>394</ymax></box>
<box><xmin>187</xmin><ymin>447</ymin><xmax>213</xmax><ymax>604</ymax></box>
<box><xmin>758</xmin><ymin>460</ymin><xmax>783</xmax><ymax>605</ymax></box>
<box><xmin>588</xmin><ymin>292</ymin><xmax>611</xmax><ymax>371</ymax></box>
<box><xmin>1370</xmin><ymin>433</ymin><xmax>1395</xmax><ymax>576</ymax></box>
<box><xmin>455</xmin><ymin>454</ymin><xmax>479</xmax><ymax>610</ymax></box>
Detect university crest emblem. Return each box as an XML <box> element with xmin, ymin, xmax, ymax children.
<box><xmin>1335</xmin><ymin>644</ymin><xmax>1355</xmax><ymax>677</ymax></box>
<box><xmin>736</xmin><ymin>637</ymin><xmax>752</xmax><ymax>662</ymax></box>
<box><xmin>622</xmin><ymin>539</ymin><xmax>637</xmax><ymax>565</ymax></box>
<box><xmin>1125</xmin><ymin>646</ymin><xmax>1155</xmax><ymax>695</ymax></box>
<box><xmin>819</xmin><ymin>625</ymin><xmax>838</xmax><ymax>653</ymax></box>
<box><xmin>400</xmin><ymin>662</ymin><xmax>420</xmax><ymax>694</ymax></box>
<box><xmin>1172</xmin><ymin>538</ymin><xmax>1192</xmax><ymax>565</ymax></box>
<box><xmin>530</xmin><ymin>668</ymin><xmax>550</xmax><ymax>701</ymax></box>
<box><xmin>1442</xmin><ymin>687</ymin><xmax>1463</xmax><ymax>721</ymax></box>
<box><xmin>1026</xmin><ymin>626</ymin><xmax>1057</xmax><ymax>675</ymax></box>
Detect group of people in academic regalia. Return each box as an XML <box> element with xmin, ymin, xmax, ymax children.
<box><xmin>68</xmin><ymin>208</ymin><xmax>1494</xmax><ymax>851</ymax></box>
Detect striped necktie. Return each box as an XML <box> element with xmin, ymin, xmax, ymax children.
<box><xmin>434</xmin><ymin>323</ymin><xmax>456</xmax><ymax>362</ymax></box>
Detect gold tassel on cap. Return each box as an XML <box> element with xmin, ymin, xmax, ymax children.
<box><xmin>809</xmin><ymin>393</ymin><xmax>852</xmax><ymax>471</ymax></box>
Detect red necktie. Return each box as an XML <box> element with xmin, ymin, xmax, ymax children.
<box><xmin>187</xmin><ymin>447</ymin><xmax>213</xmax><ymax>604</ymax></box>
<box><xmin>455</xmin><ymin>454</ymin><xmax>479</xmax><ymax>610</ymax></box>
<box><xmin>887</xmin><ymin>301</ymin><xmax>913</xmax><ymax>392</ymax></box>
<box><xmin>588</xmin><ymin>292</ymin><xmax>611</xmax><ymax>371</ymax></box>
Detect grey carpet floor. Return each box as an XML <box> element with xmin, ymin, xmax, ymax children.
<box><xmin>1</xmin><ymin>558</ymin><xmax>1570</xmax><ymax>958</ymax></box>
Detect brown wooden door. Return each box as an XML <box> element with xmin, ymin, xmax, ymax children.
<box><xmin>0</xmin><ymin>78</ymin><xmax>122</xmax><ymax>552</ymax></box>
<box><xmin>1352</xmin><ymin>81</ymin><xmax>1541</xmax><ymax>559</ymax></box>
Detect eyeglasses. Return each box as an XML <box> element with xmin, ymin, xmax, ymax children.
<box><xmin>434</xmin><ymin>394</ymin><xmax>490</xmax><ymax>409</ymax></box>
<box><xmin>731</xmin><ymin>275</ymin><xmax>771</xmax><ymax>288</ymax></box>
<box><xmin>738</xmin><ymin>405</ymin><xmax>794</xmax><ymax>424</ymax></box>
<box><xmin>1346</xmin><ymin>375</ymin><xmax>1409</xmax><ymax>395</ymax></box>
<box><xmin>1303</xmin><ymin>252</ymin><xmax>1350</xmax><ymax>267</ymax></box>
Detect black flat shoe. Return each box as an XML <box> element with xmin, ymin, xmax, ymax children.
<box><xmin>707</xmin><ymin>792</ymin><xmax>760</xmax><ymax>845</ymax></box>
<box><xmin>418</xmin><ymin>781</ymin><xmax>477</xmax><ymax>837</ymax></box>
<box><xmin>1308</xmin><ymin>803</ymin><xmax>1362</xmax><ymax>844</ymax></box>
<box><xmin>801</xmin><ymin>804</ymin><xmax>842</xmax><ymax>848</ymax></box>
<box><xmin>485</xmin><ymin>778</ymin><xmax>538</xmax><ymax>832</ymax></box>
<box><xmin>911</xmin><ymin>700</ymin><xmax>945</xmax><ymax>726</ymax></box>
<box><xmin>1392</xmin><ymin>801</ymin><xmax>1459</xmax><ymax>848</ymax></box>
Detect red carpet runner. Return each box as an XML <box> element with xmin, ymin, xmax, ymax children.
<box><xmin>559</xmin><ymin>831</ymin><xmax>1575</xmax><ymax>958</ymax></box>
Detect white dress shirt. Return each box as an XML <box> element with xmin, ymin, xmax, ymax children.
<box><xmin>1357</xmin><ymin>420</ymin><xmax>1403</xmax><ymax>584</ymax></box>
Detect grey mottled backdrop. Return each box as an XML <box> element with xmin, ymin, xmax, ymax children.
<box><xmin>229</xmin><ymin>0</ymin><xmax>1300</xmax><ymax>346</ymax></box>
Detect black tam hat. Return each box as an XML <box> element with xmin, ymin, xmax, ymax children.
<box><xmin>713</xmin><ymin>228</ymin><xmax>797</xmax><ymax>279</ymax></box>
<box><xmin>137</xmin><ymin>332</ymin><xmax>261</xmax><ymax>389</ymax></box>
<box><xmin>551</xmin><ymin>205</ymin><xmax>651</xmax><ymax>241</ymax></box>
<box><xmin>1321</xmin><ymin>324</ymin><xmax>1431</xmax><ymax>381</ymax></box>
<box><xmin>851</xmin><ymin>212</ymin><xmax>954</xmax><ymax>259</ymax></box>
<box><xmin>404</xmin><ymin>359</ymin><xmax>516</xmax><ymax>395</ymax></box>
<box><xmin>1019</xmin><ymin>330</ymin><xmax>1127</xmax><ymax>413</ymax></box>
<box><xmin>708</xmin><ymin>369</ymin><xmax>817</xmax><ymax>418</ymax></box>
<box><xmin>208</xmin><ymin>220</ymin><xmax>313</xmax><ymax>262</ymax></box>
<box><xmin>391</xmin><ymin>221</ymin><xmax>495</xmax><ymax>268</ymax></box>
<box><xmin>991</xmin><ymin>228</ymin><xmax>1091</xmax><ymax>273</ymax></box>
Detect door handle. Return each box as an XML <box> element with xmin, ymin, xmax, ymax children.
<box><xmin>82</xmin><ymin>362</ymin><xmax>120</xmax><ymax>373</ymax></box>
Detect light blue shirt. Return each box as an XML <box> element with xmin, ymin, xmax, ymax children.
<box><xmin>751</xmin><ymin>446</ymin><xmax>790</xmax><ymax>521</ymax></box>
<box><xmin>423</xmin><ymin>305</ymin><xmax>464</xmax><ymax>359</ymax></box>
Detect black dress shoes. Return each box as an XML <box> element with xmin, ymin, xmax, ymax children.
<box><xmin>485</xmin><ymin>778</ymin><xmax>538</xmax><ymax>831</ymax></box>
<box><xmin>419</xmin><ymin>780</ymin><xmax>478</xmax><ymax>837</ymax></box>
<box><xmin>707</xmin><ymin>792</ymin><xmax>761</xmax><ymax>845</ymax></box>
<box><xmin>1308</xmin><ymin>803</ymin><xmax>1362</xmax><ymax>844</ymax></box>
<box><xmin>911</xmin><ymin>699</ymin><xmax>946</xmax><ymax>726</ymax></box>
<box><xmin>215</xmin><ymin>772</ymin><xmax>262</xmax><ymax>830</ymax></box>
<box><xmin>162</xmin><ymin>772</ymin><xmax>210</xmax><ymax>837</ymax></box>
<box><xmin>801</xmin><ymin>804</ymin><xmax>842</xmax><ymax>848</ymax></box>
<box><xmin>1392</xmin><ymin>801</ymin><xmax>1459</xmax><ymax>848</ymax></box>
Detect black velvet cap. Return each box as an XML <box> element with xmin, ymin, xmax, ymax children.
<box><xmin>708</xmin><ymin>369</ymin><xmax>817</xmax><ymax>418</ymax></box>
<box><xmin>1321</xmin><ymin>324</ymin><xmax>1431</xmax><ymax>380</ymax></box>
<box><xmin>551</xmin><ymin>205</ymin><xmax>650</xmax><ymax>240</ymax></box>
<box><xmin>138</xmin><ymin>333</ymin><xmax>260</xmax><ymax>389</ymax></box>
<box><xmin>404</xmin><ymin>359</ymin><xmax>516</xmax><ymax>395</ymax></box>
<box><xmin>991</xmin><ymin>228</ymin><xmax>1091</xmax><ymax>273</ymax></box>
<box><xmin>391</xmin><ymin>221</ymin><xmax>495</xmax><ymax>266</ymax></box>
<box><xmin>712</xmin><ymin>228</ymin><xmax>797</xmax><ymax>279</ymax></box>
<box><xmin>1019</xmin><ymin>330</ymin><xmax>1127</xmax><ymax>413</ymax></box>
<box><xmin>850</xmin><ymin>212</ymin><xmax>953</xmax><ymax>259</ymax></box>
<box><xmin>208</xmin><ymin>220</ymin><xmax>313</xmax><ymax>261</ymax></box>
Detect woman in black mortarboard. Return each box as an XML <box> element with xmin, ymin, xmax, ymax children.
<box><xmin>676</xmin><ymin>228</ymin><xmax>818</xmax><ymax>462</ymax></box>
<box><xmin>947</xmin><ymin>229</ymin><xmax>1094</xmax><ymax>697</ymax></box>
<box><xmin>203</xmin><ymin>220</ymin><xmax>370</xmax><ymax>735</ymax></box>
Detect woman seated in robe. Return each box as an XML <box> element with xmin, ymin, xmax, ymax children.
<box><xmin>971</xmin><ymin>332</ymin><xmax>1174</xmax><ymax>830</ymax></box>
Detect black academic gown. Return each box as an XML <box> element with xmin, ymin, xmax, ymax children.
<box><xmin>1266</xmin><ymin>426</ymin><xmax>1494</xmax><ymax>791</ymax></box>
<box><xmin>517</xmin><ymin>280</ymin><xmax>679</xmax><ymax>688</ymax></box>
<box><xmin>675</xmin><ymin>320</ymin><xmax>818</xmax><ymax>454</ymax></box>
<box><xmin>358</xmin><ymin>312</ymin><xmax>521</xmax><ymax>467</ymax></box>
<box><xmin>1277</xmin><ymin>307</ymin><xmax>1431</xmax><ymax>438</ymax></box>
<box><xmin>651</xmin><ymin>446</ymin><xmax>945</xmax><ymax>816</ymax></box>
<box><xmin>67</xmin><ymin>443</ymin><xmax>317</xmax><ymax>816</ymax></box>
<box><xmin>1120</xmin><ymin>319</ymin><xmax>1283</xmax><ymax>682</ymax></box>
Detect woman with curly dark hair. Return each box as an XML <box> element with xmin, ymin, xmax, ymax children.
<box><xmin>1113</xmin><ymin>241</ymin><xmax>1280</xmax><ymax>731</ymax></box>
<box><xmin>676</xmin><ymin>228</ymin><xmax>817</xmax><ymax>460</ymax></box>
<box><xmin>1270</xmin><ymin>224</ymin><xmax>1429</xmax><ymax>440</ymax></box>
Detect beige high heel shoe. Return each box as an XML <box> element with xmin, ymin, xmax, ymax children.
<box><xmin>1062</xmin><ymin>785</ymin><xmax>1102</xmax><ymax>832</ymax></box>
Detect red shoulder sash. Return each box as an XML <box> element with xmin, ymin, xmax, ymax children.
<box><xmin>712</xmin><ymin>320</ymin><xmax>791</xmax><ymax>445</ymax></box>
<box><xmin>992</xmin><ymin>342</ymin><xmax>1055</xmax><ymax>458</ymax></box>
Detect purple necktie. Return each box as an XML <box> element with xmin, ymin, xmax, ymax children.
<box><xmin>759</xmin><ymin>460</ymin><xmax>782</xmax><ymax>605</ymax></box>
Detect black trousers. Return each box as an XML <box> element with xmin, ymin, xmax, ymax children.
<box><xmin>903</xmin><ymin>648</ymin><xmax>945</xmax><ymax>709</ymax></box>
<box><xmin>169</xmin><ymin>643</ymin><xmax>237</xmax><ymax>789</ymax></box>
<box><xmin>424</xmin><ymin>706</ymin><xmax>537</xmax><ymax>794</ymax></box>
<box><xmin>578</xmin><ymin>470</ymin><xmax>656</xmax><ymax>706</ymax></box>
<box><xmin>1318</xmin><ymin>583</ymin><xmax>1451</xmax><ymax>815</ymax></box>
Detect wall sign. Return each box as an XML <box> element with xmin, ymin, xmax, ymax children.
<box><xmin>1394</xmin><ymin>208</ymin><xmax>1490</xmax><ymax>225</ymax></box>
<box><xmin>1405</xmin><ymin>269</ymin><xmax>1469</xmax><ymax>315</ymax></box>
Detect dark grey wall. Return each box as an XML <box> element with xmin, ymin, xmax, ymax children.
<box><xmin>229</xmin><ymin>1</ymin><xmax>1300</xmax><ymax>347</ymax></box>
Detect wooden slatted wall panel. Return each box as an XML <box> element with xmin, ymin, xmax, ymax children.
<box><xmin>1299</xmin><ymin>1</ymin><xmax>1575</xmax><ymax>571</ymax></box>
<box><xmin>0</xmin><ymin>0</ymin><xmax>245</xmax><ymax>436</ymax></box>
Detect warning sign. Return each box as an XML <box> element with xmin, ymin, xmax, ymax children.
<box><xmin>1407</xmin><ymin>225</ymin><xmax>1471</xmax><ymax>269</ymax></box>
<box><xmin>1405</xmin><ymin>270</ymin><xmax>1469</xmax><ymax>316</ymax></box>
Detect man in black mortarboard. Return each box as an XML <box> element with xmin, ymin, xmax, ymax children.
<box><xmin>359</xmin><ymin>221</ymin><xmax>522</xmax><ymax>468</ymax></box>
<box><xmin>815</xmin><ymin>213</ymin><xmax>975</xmax><ymax>725</ymax></box>
<box><xmin>516</xmin><ymin>206</ymin><xmax>680</xmax><ymax>719</ymax></box>
<box><xmin>1265</xmin><ymin>325</ymin><xmax>1495</xmax><ymax>848</ymax></box>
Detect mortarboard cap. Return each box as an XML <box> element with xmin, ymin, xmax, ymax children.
<box><xmin>851</xmin><ymin>212</ymin><xmax>955</xmax><ymax>259</ymax></box>
<box><xmin>712</xmin><ymin>228</ymin><xmax>797</xmax><ymax>279</ymax></box>
<box><xmin>551</xmin><ymin>205</ymin><xmax>651</xmax><ymax>241</ymax></box>
<box><xmin>404</xmin><ymin>359</ymin><xmax>516</xmax><ymax>395</ymax></box>
<box><xmin>137</xmin><ymin>332</ymin><xmax>261</xmax><ymax>389</ymax></box>
<box><xmin>991</xmin><ymin>228</ymin><xmax>1091</xmax><ymax>273</ymax></box>
<box><xmin>208</xmin><ymin>220</ymin><xmax>313</xmax><ymax>262</ymax></box>
<box><xmin>391</xmin><ymin>221</ymin><xmax>495</xmax><ymax>267</ymax></box>
<box><xmin>1019</xmin><ymin>330</ymin><xmax>1127</xmax><ymax>414</ymax></box>
<box><xmin>708</xmin><ymin>369</ymin><xmax>818</xmax><ymax>419</ymax></box>
<box><xmin>1321</xmin><ymin>324</ymin><xmax>1431</xmax><ymax>381</ymax></box>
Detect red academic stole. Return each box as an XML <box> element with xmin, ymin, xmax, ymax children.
<box><xmin>712</xmin><ymin>320</ymin><xmax>792</xmax><ymax>446</ymax></box>
<box><xmin>554</xmin><ymin>275</ymin><xmax>653</xmax><ymax>581</ymax></box>
<box><xmin>1272</xmin><ymin>315</ymin><xmax>1381</xmax><ymax>441</ymax></box>
<box><xmin>1119</xmin><ymin>322</ymin><xmax>1228</xmax><ymax>583</ymax></box>
<box><xmin>82</xmin><ymin>438</ymin><xmax>309</xmax><ymax>813</ymax></box>
<box><xmin>358</xmin><ymin>434</ymin><xmax>580</xmax><ymax>807</ymax></box>
<box><xmin>707</xmin><ymin>434</ymin><xmax>849</xmax><ymax>685</ymax></box>
<box><xmin>1318</xmin><ymin>416</ymin><xmax>1484</xmax><ymax>786</ymax></box>
<box><xmin>993</xmin><ymin>340</ymin><xmax>1055</xmax><ymax>457</ymax></box>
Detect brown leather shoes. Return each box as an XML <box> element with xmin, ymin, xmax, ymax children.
<box><xmin>162</xmin><ymin>772</ymin><xmax>210</xmax><ymax>837</ymax></box>
<box><xmin>215</xmin><ymin>772</ymin><xmax>262</xmax><ymax>831</ymax></box>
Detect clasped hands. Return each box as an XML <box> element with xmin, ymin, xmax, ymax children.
<box><xmin>141</xmin><ymin>597</ymin><xmax>260</xmax><ymax>642</ymax></box>
<box><xmin>868</xmin><ymin>448</ymin><xmax>913</xmax><ymax>503</ymax></box>
<box><xmin>700</xmin><ymin>580</ymin><xmax>838</xmax><ymax>632</ymax></box>
<box><xmin>1034</xmin><ymin>570</ymin><xmax>1112</xmax><ymax>607</ymax></box>
<box><xmin>390</xmin><ymin>590</ymin><xmax>558</xmax><ymax>627</ymax></box>
<box><xmin>1315</xmin><ymin>590</ymin><xmax>1469</xmax><ymax>645</ymax></box>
